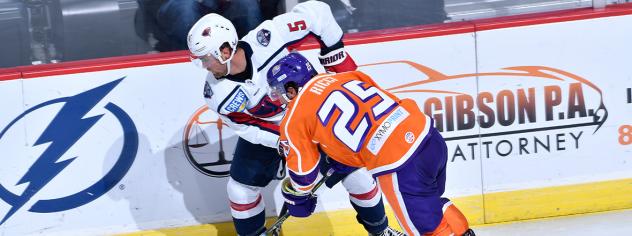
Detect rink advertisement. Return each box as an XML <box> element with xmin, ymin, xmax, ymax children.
<box><xmin>362</xmin><ymin>63</ymin><xmax>607</xmax><ymax>162</ymax></box>
<box><xmin>0</xmin><ymin>78</ymin><xmax>138</xmax><ymax>224</ymax></box>
<box><xmin>474</xmin><ymin>12</ymin><xmax>632</xmax><ymax>222</ymax></box>
<box><xmin>0</xmin><ymin>64</ymin><xmax>236</xmax><ymax>235</ymax></box>
<box><xmin>0</xmin><ymin>4</ymin><xmax>632</xmax><ymax>236</ymax></box>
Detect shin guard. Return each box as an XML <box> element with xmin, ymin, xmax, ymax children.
<box><xmin>227</xmin><ymin>177</ymin><xmax>266</xmax><ymax>235</ymax></box>
<box><xmin>343</xmin><ymin>169</ymin><xmax>388</xmax><ymax>234</ymax></box>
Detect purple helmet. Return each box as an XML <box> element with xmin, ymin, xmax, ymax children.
<box><xmin>266</xmin><ymin>52</ymin><xmax>317</xmax><ymax>101</ymax></box>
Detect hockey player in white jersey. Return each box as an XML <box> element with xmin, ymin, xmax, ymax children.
<box><xmin>187</xmin><ymin>1</ymin><xmax>400</xmax><ymax>236</ymax></box>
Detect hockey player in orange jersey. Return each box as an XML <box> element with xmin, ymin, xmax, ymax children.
<box><xmin>186</xmin><ymin>2</ymin><xmax>404</xmax><ymax>235</ymax></box>
<box><xmin>267</xmin><ymin>52</ymin><xmax>475</xmax><ymax>236</ymax></box>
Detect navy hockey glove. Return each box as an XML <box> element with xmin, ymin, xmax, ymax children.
<box><xmin>281</xmin><ymin>178</ymin><xmax>317</xmax><ymax>218</ymax></box>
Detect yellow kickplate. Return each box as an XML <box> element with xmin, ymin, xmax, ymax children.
<box><xmin>484</xmin><ymin>177</ymin><xmax>632</xmax><ymax>223</ymax></box>
<box><xmin>116</xmin><ymin>177</ymin><xmax>632</xmax><ymax>236</ymax></box>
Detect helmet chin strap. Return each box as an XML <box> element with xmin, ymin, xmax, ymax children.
<box><xmin>222</xmin><ymin>48</ymin><xmax>237</xmax><ymax>76</ymax></box>
<box><xmin>224</xmin><ymin>59</ymin><xmax>231</xmax><ymax>76</ymax></box>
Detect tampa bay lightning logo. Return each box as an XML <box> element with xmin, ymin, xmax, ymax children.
<box><xmin>0</xmin><ymin>78</ymin><xmax>138</xmax><ymax>224</ymax></box>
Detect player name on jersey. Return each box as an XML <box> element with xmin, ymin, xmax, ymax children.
<box><xmin>309</xmin><ymin>76</ymin><xmax>338</xmax><ymax>95</ymax></box>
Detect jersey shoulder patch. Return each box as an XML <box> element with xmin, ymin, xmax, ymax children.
<box><xmin>203</xmin><ymin>81</ymin><xmax>213</xmax><ymax>98</ymax></box>
<box><xmin>256</xmin><ymin>29</ymin><xmax>271</xmax><ymax>46</ymax></box>
<box><xmin>222</xmin><ymin>88</ymin><xmax>249</xmax><ymax>113</ymax></box>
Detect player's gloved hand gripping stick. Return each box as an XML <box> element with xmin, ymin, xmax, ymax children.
<box><xmin>265</xmin><ymin>168</ymin><xmax>335</xmax><ymax>235</ymax></box>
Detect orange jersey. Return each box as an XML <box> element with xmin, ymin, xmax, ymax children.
<box><xmin>280</xmin><ymin>71</ymin><xmax>433</xmax><ymax>191</ymax></box>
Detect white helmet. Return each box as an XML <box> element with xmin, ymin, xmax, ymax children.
<box><xmin>187</xmin><ymin>13</ymin><xmax>238</xmax><ymax>65</ymax></box>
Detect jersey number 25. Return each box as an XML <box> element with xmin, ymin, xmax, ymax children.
<box><xmin>317</xmin><ymin>81</ymin><xmax>395</xmax><ymax>152</ymax></box>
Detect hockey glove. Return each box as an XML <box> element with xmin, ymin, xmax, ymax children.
<box><xmin>318</xmin><ymin>47</ymin><xmax>357</xmax><ymax>73</ymax></box>
<box><xmin>276</xmin><ymin>139</ymin><xmax>290</xmax><ymax>159</ymax></box>
<box><xmin>281</xmin><ymin>178</ymin><xmax>317</xmax><ymax>218</ymax></box>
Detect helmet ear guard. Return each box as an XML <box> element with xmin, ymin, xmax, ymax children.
<box><xmin>284</xmin><ymin>81</ymin><xmax>299</xmax><ymax>94</ymax></box>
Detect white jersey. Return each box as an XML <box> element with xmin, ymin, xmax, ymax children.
<box><xmin>203</xmin><ymin>1</ymin><xmax>345</xmax><ymax>148</ymax></box>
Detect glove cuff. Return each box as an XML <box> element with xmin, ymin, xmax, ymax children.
<box><xmin>281</xmin><ymin>178</ymin><xmax>311</xmax><ymax>205</ymax></box>
<box><xmin>277</xmin><ymin>139</ymin><xmax>289</xmax><ymax>159</ymax></box>
<box><xmin>318</xmin><ymin>48</ymin><xmax>347</xmax><ymax>66</ymax></box>
<box><xmin>319</xmin><ymin>48</ymin><xmax>357</xmax><ymax>73</ymax></box>
<box><xmin>318</xmin><ymin>48</ymin><xmax>358</xmax><ymax>73</ymax></box>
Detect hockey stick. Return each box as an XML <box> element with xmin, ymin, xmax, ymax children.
<box><xmin>265</xmin><ymin>168</ymin><xmax>335</xmax><ymax>235</ymax></box>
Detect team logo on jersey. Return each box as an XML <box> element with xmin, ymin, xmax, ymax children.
<box><xmin>204</xmin><ymin>81</ymin><xmax>213</xmax><ymax>98</ymax></box>
<box><xmin>405</xmin><ymin>132</ymin><xmax>415</xmax><ymax>144</ymax></box>
<box><xmin>364</xmin><ymin>61</ymin><xmax>608</xmax><ymax>162</ymax></box>
<box><xmin>224</xmin><ymin>89</ymin><xmax>248</xmax><ymax>113</ymax></box>
<box><xmin>257</xmin><ymin>29</ymin><xmax>271</xmax><ymax>46</ymax></box>
<box><xmin>0</xmin><ymin>78</ymin><xmax>138</xmax><ymax>224</ymax></box>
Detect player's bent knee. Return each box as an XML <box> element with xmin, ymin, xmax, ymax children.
<box><xmin>342</xmin><ymin>168</ymin><xmax>375</xmax><ymax>193</ymax></box>
<box><xmin>227</xmin><ymin>177</ymin><xmax>262</xmax><ymax>201</ymax></box>
<box><xmin>227</xmin><ymin>177</ymin><xmax>265</xmax><ymax>219</ymax></box>
<box><xmin>342</xmin><ymin>169</ymin><xmax>382</xmax><ymax>207</ymax></box>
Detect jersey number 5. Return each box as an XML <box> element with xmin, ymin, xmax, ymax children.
<box><xmin>317</xmin><ymin>81</ymin><xmax>396</xmax><ymax>152</ymax></box>
<box><xmin>287</xmin><ymin>20</ymin><xmax>307</xmax><ymax>32</ymax></box>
